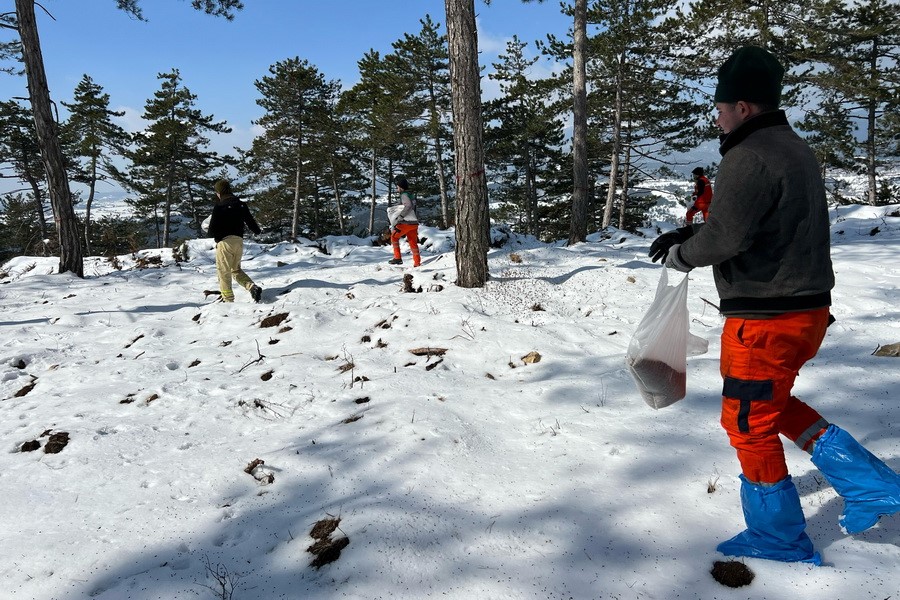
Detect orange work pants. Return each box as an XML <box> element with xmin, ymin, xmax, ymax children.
<box><xmin>686</xmin><ymin>204</ymin><xmax>709</xmax><ymax>223</ymax></box>
<box><xmin>391</xmin><ymin>223</ymin><xmax>420</xmax><ymax>266</ymax></box>
<box><xmin>720</xmin><ymin>308</ymin><xmax>831</xmax><ymax>484</ymax></box>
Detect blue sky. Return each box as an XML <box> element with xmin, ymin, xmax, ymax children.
<box><xmin>1</xmin><ymin>0</ymin><xmax>573</xmax><ymax>161</ymax></box>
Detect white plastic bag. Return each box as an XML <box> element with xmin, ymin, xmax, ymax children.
<box><xmin>627</xmin><ymin>269</ymin><xmax>701</xmax><ymax>409</ymax></box>
<box><xmin>387</xmin><ymin>204</ymin><xmax>404</xmax><ymax>228</ymax></box>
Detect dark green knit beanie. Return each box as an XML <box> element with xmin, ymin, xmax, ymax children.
<box><xmin>214</xmin><ymin>179</ymin><xmax>232</xmax><ymax>195</ymax></box>
<box><xmin>714</xmin><ymin>46</ymin><xmax>784</xmax><ymax>106</ymax></box>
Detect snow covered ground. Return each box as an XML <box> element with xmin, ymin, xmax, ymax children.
<box><xmin>1</xmin><ymin>202</ymin><xmax>899</xmax><ymax>599</ymax></box>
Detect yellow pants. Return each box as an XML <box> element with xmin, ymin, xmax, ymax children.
<box><xmin>215</xmin><ymin>236</ymin><xmax>255</xmax><ymax>302</ymax></box>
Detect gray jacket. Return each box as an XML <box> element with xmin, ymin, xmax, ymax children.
<box><xmin>679</xmin><ymin>110</ymin><xmax>834</xmax><ymax>315</ymax></box>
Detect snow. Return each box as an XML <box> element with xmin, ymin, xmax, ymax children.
<box><xmin>1</xmin><ymin>202</ymin><xmax>899</xmax><ymax>600</ymax></box>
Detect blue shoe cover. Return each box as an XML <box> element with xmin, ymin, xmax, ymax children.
<box><xmin>812</xmin><ymin>425</ymin><xmax>900</xmax><ymax>534</ymax></box>
<box><xmin>717</xmin><ymin>475</ymin><xmax>821</xmax><ymax>564</ymax></box>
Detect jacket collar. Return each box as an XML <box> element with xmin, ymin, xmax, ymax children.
<box><xmin>719</xmin><ymin>110</ymin><xmax>789</xmax><ymax>156</ymax></box>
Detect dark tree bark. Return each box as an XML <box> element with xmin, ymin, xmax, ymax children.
<box><xmin>568</xmin><ymin>0</ymin><xmax>589</xmax><ymax>245</ymax></box>
<box><xmin>16</xmin><ymin>0</ymin><xmax>83</xmax><ymax>276</ymax></box>
<box><xmin>445</xmin><ymin>0</ymin><xmax>489</xmax><ymax>287</ymax></box>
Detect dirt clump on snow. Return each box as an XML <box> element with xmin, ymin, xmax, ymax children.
<box><xmin>43</xmin><ymin>431</ymin><xmax>70</xmax><ymax>454</ymax></box>
<box><xmin>308</xmin><ymin>517</ymin><xmax>349</xmax><ymax>569</ymax></box>
<box><xmin>711</xmin><ymin>560</ymin><xmax>754</xmax><ymax>588</ymax></box>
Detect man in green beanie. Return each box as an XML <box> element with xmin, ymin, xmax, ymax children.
<box><xmin>648</xmin><ymin>46</ymin><xmax>900</xmax><ymax>564</ymax></box>
<box><xmin>208</xmin><ymin>179</ymin><xmax>263</xmax><ymax>303</ymax></box>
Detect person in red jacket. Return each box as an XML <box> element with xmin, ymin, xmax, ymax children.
<box><xmin>685</xmin><ymin>166</ymin><xmax>712</xmax><ymax>223</ymax></box>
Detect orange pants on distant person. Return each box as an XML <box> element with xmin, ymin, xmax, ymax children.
<box><xmin>719</xmin><ymin>308</ymin><xmax>831</xmax><ymax>484</ymax></box>
<box><xmin>686</xmin><ymin>200</ymin><xmax>710</xmax><ymax>223</ymax></box>
<box><xmin>391</xmin><ymin>223</ymin><xmax>420</xmax><ymax>266</ymax></box>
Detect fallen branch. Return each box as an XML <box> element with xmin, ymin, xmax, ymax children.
<box><xmin>700</xmin><ymin>297</ymin><xmax>720</xmax><ymax>312</ymax></box>
<box><xmin>236</xmin><ymin>340</ymin><xmax>265</xmax><ymax>373</ymax></box>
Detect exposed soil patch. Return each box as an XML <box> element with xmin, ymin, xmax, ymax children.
<box><xmin>308</xmin><ymin>517</ymin><xmax>349</xmax><ymax>569</ymax></box>
<box><xmin>260</xmin><ymin>313</ymin><xmax>289</xmax><ymax>328</ymax></box>
<box><xmin>14</xmin><ymin>380</ymin><xmax>36</xmax><ymax>397</ymax></box>
<box><xmin>43</xmin><ymin>431</ymin><xmax>70</xmax><ymax>454</ymax></box>
<box><xmin>711</xmin><ymin>560</ymin><xmax>754</xmax><ymax>588</ymax></box>
<box><xmin>342</xmin><ymin>414</ymin><xmax>363</xmax><ymax>424</ymax></box>
<box><xmin>402</xmin><ymin>274</ymin><xmax>422</xmax><ymax>293</ymax></box>
<box><xmin>310</xmin><ymin>518</ymin><xmax>340</xmax><ymax>540</ymax></box>
<box><xmin>261</xmin><ymin>370</ymin><xmax>273</xmax><ymax>381</ymax></box>
<box><xmin>20</xmin><ymin>440</ymin><xmax>41</xmax><ymax>452</ymax></box>
<box><xmin>353</xmin><ymin>397</ymin><xmax>370</xmax><ymax>404</ymax></box>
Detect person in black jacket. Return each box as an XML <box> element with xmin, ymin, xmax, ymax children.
<box><xmin>207</xmin><ymin>179</ymin><xmax>262</xmax><ymax>303</ymax></box>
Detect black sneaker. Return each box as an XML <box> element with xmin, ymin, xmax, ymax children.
<box><xmin>388</xmin><ymin>258</ymin><xmax>403</xmax><ymax>265</ymax></box>
<box><xmin>250</xmin><ymin>285</ymin><xmax>262</xmax><ymax>302</ymax></box>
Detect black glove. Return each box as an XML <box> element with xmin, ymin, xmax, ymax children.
<box><xmin>648</xmin><ymin>227</ymin><xmax>693</xmax><ymax>263</ymax></box>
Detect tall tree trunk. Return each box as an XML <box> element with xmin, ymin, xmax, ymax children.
<box><xmin>866</xmin><ymin>41</ymin><xmax>878</xmax><ymax>205</ymax></box>
<box><xmin>16</xmin><ymin>0</ymin><xmax>83</xmax><ymax>276</ymax></box>
<box><xmin>568</xmin><ymin>0</ymin><xmax>589</xmax><ymax>245</ymax></box>
<box><xmin>428</xmin><ymin>88</ymin><xmax>451</xmax><ymax>228</ymax></box>
<box><xmin>163</xmin><ymin>159</ymin><xmax>175</xmax><ymax>247</ymax></box>
<box><xmin>618</xmin><ymin>123</ymin><xmax>632</xmax><ymax>231</ymax></box>
<box><xmin>85</xmin><ymin>154</ymin><xmax>97</xmax><ymax>254</ymax></box>
<box><xmin>330</xmin><ymin>160</ymin><xmax>346</xmax><ymax>236</ymax></box>
<box><xmin>434</xmin><ymin>134</ymin><xmax>450</xmax><ymax>228</ymax></box>
<box><xmin>368</xmin><ymin>149</ymin><xmax>377</xmax><ymax>236</ymax></box>
<box><xmin>185</xmin><ymin>179</ymin><xmax>198</xmax><ymax>234</ymax></box>
<box><xmin>312</xmin><ymin>173</ymin><xmax>320</xmax><ymax>239</ymax></box>
<box><xmin>22</xmin><ymin>167</ymin><xmax>48</xmax><ymax>239</ymax></box>
<box><xmin>292</xmin><ymin>156</ymin><xmax>301</xmax><ymax>242</ymax></box>
<box><xmin>387</xmin><ymin>158</ymin><xmax>395</xmax><ymax>206</ymax></box>
<box><xmin>445</xmin><ymin>0</ymin><xmax>489</xmax><ymax>288</ymax></box>
<box><xmin>525</xmin><ymin>154</ymin><xmax>535</xmax><ymax>237</ymax></box>
<box><xmin>602</xmin><ymin>56</ymin><xmax>624</xmax><ymax>229</ymax></box>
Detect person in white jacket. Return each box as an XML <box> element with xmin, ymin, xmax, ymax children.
<box><xmin>387</xmin><ymin>176</ymin><xmax>420</xmax><ymax>266</ymax></box>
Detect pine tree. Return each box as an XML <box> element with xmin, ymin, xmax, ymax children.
<box><xmin>578</xmin><ymin>0</ymin><xmax>706</xmax><ymax>229</ymax></box>
<box><xmin>661</xmin><ymin>0</ymin><xmax>830</xmax><ymax>107</ymax></box>
<box><xmin>245</xmin><ymin>57</ymin><xmax>337</xmax><ymax>241</ymax></box>
<box><xmin>804</xmin><ymin>0</ymin><xmax>900</xmax><ymax>205</ymax></box>
<box><xmin>342</xmin><ymin>50</ymin><xmax>420</xmax><ymax>235</ymax></box>
<box><xmin>117</xmin><ymin>69</ymin><xmax>230</xmax><ymax>247</ymax></box>
<box><xmin>61</xmin><ymin>75</ymin><xmax>129</xmax><ymax>254</ymax></box>
<box><xmin>319</xmin><ymin>90</ymin><xmax>366</xmax><ymax>237</ymax></box>
<box><xmin>485</xmin><ymin>36</ymin><xmax>566</xmax><ymax>239</ymax></box>
<box><xmin>0</xmin><ymin>99</ymin><xmax>49</xmax><ymax>241</ymax></box>
<box><xmin>391</xmin><ymin>15</ymin><xmax>454</xmax><ymax>227</ymax></box>
<box><xmin>3</xmin><ymin>0</ymin><xmax>242</xmax><ymax>275</ymax></box>
<box><xmin>11</xmin><ymin>0</ymin><xmax>83</xmax><ymax>275</ymax></box>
